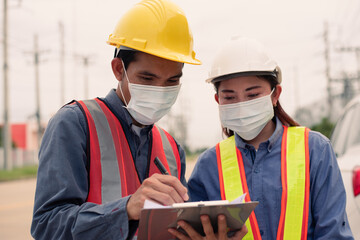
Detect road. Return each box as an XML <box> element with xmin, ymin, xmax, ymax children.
<box><xmin>0</xmin><ymin>160</ymin><xmax>197</xmax><ymax>240</ymax></box>
<box><xmin>0</xmin><ymin>178</ymin><xmax>36</xmax><ymax>240</ymax></box>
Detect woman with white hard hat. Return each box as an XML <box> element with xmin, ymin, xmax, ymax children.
<box><xmin>187</xmin><ymin>37</ymin><xmax>354</xmax><ymax>239</ymax></box>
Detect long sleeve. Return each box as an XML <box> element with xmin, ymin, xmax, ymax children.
<box><xmin>308</xmin><ymin>132</ymin><xmax>354</xmax><ymax>239</ymax></box>
<box><xmin>31</xmin><ymin>105</ymin><xmax>135</xmax><ymax>240</ymax></box>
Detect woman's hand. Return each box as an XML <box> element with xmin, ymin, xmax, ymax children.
<box><xmin>168</xmin><ymin>214</ymin><xmax>248</xmax><ymax>240</ymax></box>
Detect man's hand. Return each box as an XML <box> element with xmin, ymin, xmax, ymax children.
<box><xmin>168</xmin><ymin>215</ymin><xmax>248</xmax><ymax>240</ymax></box>
<box><xmin>126</xmin><ymin>173</ymin><xmax>188</xmax><ymax>220</ymax></box>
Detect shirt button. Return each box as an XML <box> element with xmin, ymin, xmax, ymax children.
<box><xmin>260</xmin><ymin>230</ymin><xmax>264</xmax><ymax>235</ymax></box>
<box><xmin>254</xmin><ymin>168</ymin><xmax>260</xmax><ymax>173</ymax></box>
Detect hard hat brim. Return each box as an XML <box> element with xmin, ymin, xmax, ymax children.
<box><xmin>206</xmin><ymin>71</ymin><xmax>278</xmax><ymax>84</ymax></box>
<box><xmin>107</xmin><ymin>42</ymin><xmax>202</xmax><ymax>65</ymax></box>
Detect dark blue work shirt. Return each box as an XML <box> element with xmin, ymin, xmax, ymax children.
<box><xmin>31</xmin><ymin>89</ymin><xmax>187</xmax><ymax>240</ymax></box>
<box><xmin>188</xmin><ymin>118</ymin><xmax>354</xmax><ymax>240</ymax></box>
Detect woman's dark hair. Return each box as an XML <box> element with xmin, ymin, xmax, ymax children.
<box><xmin>114</xmin><ymin>49</ymin><xmax>138</xmax><ymax>69</ymax></box>
<box><xmin>214</xmin><ymin>74</ymin><xmax>300</xmax><ymax>138</ymax></box>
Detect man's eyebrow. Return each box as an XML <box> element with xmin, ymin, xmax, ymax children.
<box><xmin>172</xmin><ymin>72</ymin><xmax>183</xmax><ymax>79</ymax></box>
<box><xmin>138</xmin><ymin>71</ymin><xmax>159</xmax><ymax>78</ymax></box>
<box><xmin>138</xmin><ymin>71</ymin><xmax>183</xmax><ymax>79</ymax></box>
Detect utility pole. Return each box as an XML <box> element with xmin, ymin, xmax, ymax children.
<box><xmin>34</xmin><ymin>34</ymin><xmax>41</xmax><ymax>148</ymax></box>
<box><xmin>59</xmin><ymin>22</ymin><xmax>65</xmax><ymax>105</ymax></box>
<box><xmin>357</xmin><ymin>50</ymin><xmax>360</xmax><ymax>89</ymax></box>
<box><xmin>338</xmin><ymin>46</ymin><xmax>360</xmax><ymax>91</ymax></box>
<box><xmin>293</xmin><ymin>64</ymin><xmax>300</xmax><ymax>111</ymax></box>
<box><xmin>323</xmin><ymin>22</ymin><xmax>333</xmax><ymax>120</ymax></box>
<box><xmin>25</xmin><ymin>34</ymin><xmax>48</xmax><ymax>149</ymax></box>
<box><xmin>75</xmin><ymin>54</ymin><xmax>93</xmax><ymax>99</ymax></box>
<box><xmin>2</xmin><ymin>0</ymin><xmax>12</xmax><ymax>170</ymax></box>
<box><xmin>83</xmin><ymin>56</ymin><xmax>89</xmax><ymax>99</ymax></box>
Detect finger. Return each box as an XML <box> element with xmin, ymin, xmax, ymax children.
<box><xmin>142</xmin><ymin>176</ymin><xmax>185</xmax><ymax>204</ymax></box>
<box><xmin>168</xmin><ymin>228</ymin><xmax>191</xmax><ymax>240</ymax></box>
<box><xmin>217</xmin><ymin>214</ymin><xmax>228</xmax><ymax>240</ymax></box>
<box><xmin>231</xmin><ymin>225</ymin><xmax>248</xmax><ymax>240</ymax></box>
<box><xmin>149</xmin><ymin>177</ymin><xmax>185</xmax><ymax>203</ymax></box>
<box><xmin>178</xmin><ymin>220</ymin><xmax>203</xmax><ymax>240</ymax></box>
<box><xmin>147</xmin><ymin>188</ymin><xmax>181</xmax><ymax>206</ymax></box>
<box><xmin>200</xmin><ymin>215</ymin><xmax>216</xmax><ymax>239</ymax></box>
<box><xmin>155</xmin><ymin>174</ymin><xmax>189</xmax><ymax>201</ymax></box>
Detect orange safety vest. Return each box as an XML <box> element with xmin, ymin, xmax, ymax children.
<box><xmin>216</xmin><ymin>126</ymin><xmax>310</xmax><ymax>240</ymax></box>
<box><xmin>76</xmin><ymin>98</ymin><xmax>181</xmax><ymax>204</ymax></box>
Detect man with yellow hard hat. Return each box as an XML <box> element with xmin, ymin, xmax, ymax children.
<box><xmin>31</xmin><ymin>0</ymin><xmax>247</xmax><ymax>239</ymax></box>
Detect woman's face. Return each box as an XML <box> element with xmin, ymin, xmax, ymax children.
<box><xmin>215</xmin><ymin>76</ymin><xmax>279</xmax><ymax>105</ymax></box>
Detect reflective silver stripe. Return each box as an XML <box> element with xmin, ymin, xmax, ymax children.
<box><xmin>157</xmin><ymin>127</ymin><xmax>178</xmax><ymax>177</ymax></box>
<box><xmin>83</xmin><ymin>100</ymin><xmax>122</xmax><ymax>203</ymax></box>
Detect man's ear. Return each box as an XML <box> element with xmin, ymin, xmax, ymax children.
<box><xmin>111</xmin><ymin>58</ymin><xmax>124</xmax><ymax>82</ymax></box>
<box><xmin>214</xmin><ymin>93</ymin><xmax>219</xmax><ymax>104</ymax></box>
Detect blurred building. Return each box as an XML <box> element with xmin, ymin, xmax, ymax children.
<box><xmin>0</xmin><ymin>121</ymin><xmax>42</xmax><ymax>169</ymax></box>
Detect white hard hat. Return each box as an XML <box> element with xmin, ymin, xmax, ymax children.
<box><xmin>206</xmin><ymin>37</ymin><xmax>282</xmax><ymax>84</ymax></box>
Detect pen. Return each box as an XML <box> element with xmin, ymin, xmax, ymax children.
<box><xmin>154</xmin><ymin>157</ymin><xmax>169</xmax><ymax>175</ymax></box>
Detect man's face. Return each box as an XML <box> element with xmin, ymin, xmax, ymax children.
<box><xmin>113</xmin><ymin>52</ymin><xmax>184</xmax><ymax>104</ymax></box>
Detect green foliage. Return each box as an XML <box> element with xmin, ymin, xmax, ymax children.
<box><xmin>185</xmin><ymin>146</ymin><xmax>208</xmax><ymax>162</ymax></box>
<box><xmin>0</xmin><ymin>165</ymin><xmax>38</xmax><ymax>182</ymax></box>
<box><xmin>310</xmin><ymin>118</ymin><xmax>335</xmax><ymax>139</ymax></box>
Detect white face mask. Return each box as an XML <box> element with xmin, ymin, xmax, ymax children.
<box><xmin>218</xmin><ymin>89</ymin><xmax>275</xmax><ymax>141</ymax></box>
<box><xmin>119</xmin><ymin>63</ymin><xmax>181</xmax><ymax>126</ymax></box>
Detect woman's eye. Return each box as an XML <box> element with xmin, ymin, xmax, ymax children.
<box><xmin>248</xmin><ymin>93</ymin><xmax>259</xmax><ymax>98</ymax></box>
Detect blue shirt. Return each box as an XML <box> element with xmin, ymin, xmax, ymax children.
<box><xmin>31</xmin><ymin>89</ymin><xmax>187</xmax><ymax>240</ymax></box>
<box><xmin>188</xmin><ymin>118</ymin><xmax>354</xmax><ymax>240</ymax></box>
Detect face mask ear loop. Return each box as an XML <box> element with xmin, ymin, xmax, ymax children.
<box><xmin>270</xmin><ymin>88</ymin><xmax>275</xmax><ymax>95</ymax></box>
<box><xmin>119</xmin><ymin>60</ymin><xmax>130</xmax><ymax>107</ymax></box>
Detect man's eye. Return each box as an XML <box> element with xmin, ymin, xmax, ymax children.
<box><xmin>168</xmin><ymin>78</ymin><xmax>180</xmax><ymax>83</ymax></box>
<box><xmin>224</xmin><ymin>96</ymin><xmax>234</xmax><ymax>100</ymax></box>
<box><xmin>141</xmin><ymin>76</ymin><xmax>153</xmax><ymax>81</ymax></box>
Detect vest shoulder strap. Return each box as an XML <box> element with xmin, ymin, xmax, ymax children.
<box><xmin>150</xmin><ymin>125</ymin><xmax>181</xmax><ymax>179</ymax></box>
<box><xmin>217</xmin><ymin>136</ymin><xmax>243</xmax><ymax>201</ymax></box>
<box><xmin>278</xmin><ymin>126</ymin><xmax>310</xmax><ymax>240</ymax></box>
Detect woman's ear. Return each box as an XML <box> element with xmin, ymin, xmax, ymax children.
<box><xmin>111</xmin><ymin>58</ymin><xmax>124</xmax><ymax>82</ymax></box>
<box><xmin>272</xmin><ymin>85</ymin><xmax>282</xmax><ymax>106</ymax></box>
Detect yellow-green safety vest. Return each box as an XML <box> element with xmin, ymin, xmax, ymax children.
<box><xmin>216</xmin><ymin>126</ymin><xmax>310</xmax><ymax>240</ymax></box>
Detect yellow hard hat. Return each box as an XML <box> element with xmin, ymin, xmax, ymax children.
<box><xmin>107</xmin><ymin>0</ymin><xmax>201</xmax><ymax>65</ymax></box>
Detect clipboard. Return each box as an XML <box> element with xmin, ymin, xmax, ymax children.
<box><xmin>137</xmin><ymin>195</ymin><xmax>258</xmax><ymax>240</ymax></box>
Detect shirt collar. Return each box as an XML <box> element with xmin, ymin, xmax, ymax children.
<box><xmin>235</xmin><ymin>117</ymin><xmax>284</xmax><ymax>152</ymax></box>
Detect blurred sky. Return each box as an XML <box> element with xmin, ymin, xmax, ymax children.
<box><xmin>1</xmin><ymin>0</ymin><xmax>360</xmax><ymax>149</ymax></box>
